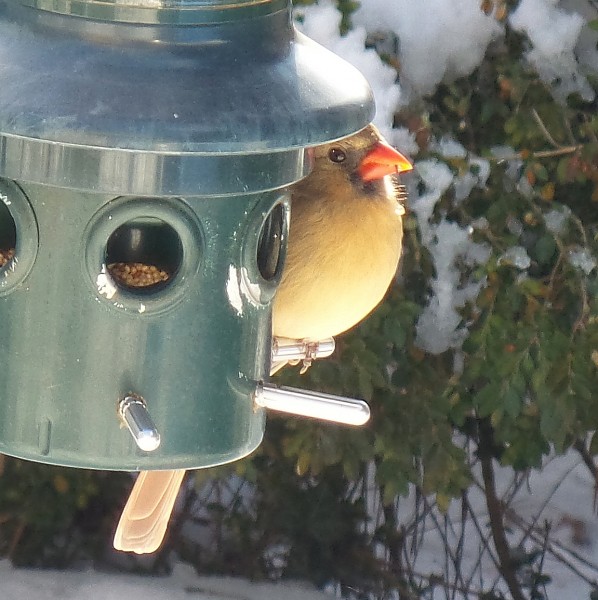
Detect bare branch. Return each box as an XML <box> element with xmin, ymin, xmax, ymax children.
<box><xmin>531</xmin><ymin>108</ymin><xmax>561</xmax><ymax>149</ymax></box>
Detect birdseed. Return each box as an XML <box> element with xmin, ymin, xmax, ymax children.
<box><xmin>107</xmin><ymin>262</ymin><xmax>170</xmax><ymax>287</ymax></box>
<box><xmin>0</xmin><ymin>248</ymin><xmax>14</xmax><ymax>267</ymax></box>
<box><xmin>0</xmin><ymin>250</ymin><xmax>168</xmax><ymax>287</ymax></box>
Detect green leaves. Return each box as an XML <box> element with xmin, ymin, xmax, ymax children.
<box><xmin>0</xmin><ymin>457</ymin><xmax>129</xmax><ymax>566</ymax></box>
<box><xmin>288</xmin><ymin>0</ymin><xmax>598</xmax><ymax>508</ymax></box>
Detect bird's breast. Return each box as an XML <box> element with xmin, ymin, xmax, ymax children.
<box><xmin>271</xmin><ymin>196</ymin><xmax>403</xmax><ymax>341</ymax></box>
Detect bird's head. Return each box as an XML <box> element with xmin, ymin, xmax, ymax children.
<box><xmin>306</xmin><ymin>124</ymin><xmax>413</xmax><ymax>201</ymax></box>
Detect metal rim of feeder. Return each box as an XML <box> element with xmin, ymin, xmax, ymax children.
<box><xmin>18</xmin><ymin>0</ymin><xmax>289</xmax><ymax>24</ymax></box>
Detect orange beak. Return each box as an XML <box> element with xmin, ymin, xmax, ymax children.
<box><xmin>358</xmin><ymin>141</ymin><xmax>413</xmax><ymax>182</ymax></box>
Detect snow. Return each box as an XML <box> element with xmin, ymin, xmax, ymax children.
<box><xmin>409</xmin><ymin>159</ymin><xmax>490</xmax><ymax>353</ymax></box>
<box><xmin>500</xmin><ymin>246</ymin><xmax>533</xmax><ymax>270</ymax></box>
<box><xmin>433</xmin><ymin>138</ymin><xmax>491</xmax><ymax>201</ymax></box>
<box><xmin>414</xmin><ymin>217</ymin><xmax>490</xmax><ymax>353</ymax></box>
<box><xmin>296</xmin><ymin>1</ymin><xmax>403</xmax><ymax>141</ymax></box>
<box><xmin>395</xmin><ymin>449</ymin><xmax>598</xmax><ymax>599</ymax></box>
<box><xmin>509</xmin><ymin>0</ymin><xmax>593</xmax><ymax>101</ymax></box>
<box><xmin>353</xmin><ymin>0</ymin><xmax>502</xmax><ymax>98</ymax></box>
<box><xmin>294</xmin><ymin>2</ymin><xmax>598</xmax><ymax>594</ymax></box>
<box><xmin>409</xmin><ymin>159</ymin><xmax>454</xmax><ymax>233</ymax></box>
<box><xmin>568</xmin><ymin>247</ymin><xmax>597</xmax><ymax>274</ymax></box>
<box><xmin>298</xmin><ymin>0</ymin><xmax>598</xmax><ymax>356</ymax></box>
<box><xmin>453</xmin><ymin>158</ymin><xmax>490</xmax><ymax>202</ymax></box>
<box><xmin>0</xmin><ymin>561</ymin><xmax>332</xmax><ymax>600</ymax></box>
<box><xmin>544</xmin><ymin>206</ymin><xmax>572</xmax><ymax>234</ymax></box>
<box><xmin>434</xmin><ymin>137</ymin><xmax>467</xmax><ymax>159</ymax></box>
<box><xmin>295</xmin><ymin>0</ymin><xmax>598</xmax><ymax>360</ymax></box>
<box><xmin>7</xmin><ymin>449</ymin><xmax>598</xmax><ymax>599</ymax></box>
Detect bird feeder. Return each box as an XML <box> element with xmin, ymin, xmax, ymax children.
<box><xmin>0</xmin><ymin>0</ymin><xmax>374</xmax><ymax>472</ymax></box>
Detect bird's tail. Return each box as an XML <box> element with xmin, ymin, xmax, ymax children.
<box><xmin>113</xmin><ymin>469</ymin><xmax>186</xmax><ymax>554</ymax></box>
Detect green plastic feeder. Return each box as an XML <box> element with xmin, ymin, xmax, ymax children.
<box><xmin>0</xmin><ymin>0</ymin><xmax>374</xmax><ymax>472</ymax></box>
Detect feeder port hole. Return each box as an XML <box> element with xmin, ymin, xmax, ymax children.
<box><xmin>257</xmin><ymin>202</ymin><xmax>285</xmax><ymax>282</ymax></box>
<box><xmin>0</xmin><ymin>198</ymin><xmax>16</xmax><ymax>269</ymax></box>
<box><xmin>0</xmin><ymin>179</ymin><xmax>38</xmax><ymax>296</ymax></box>
<box><xmin>105</xmin><ymin>217</ymin><xmax>183</xmax><ymax>294</ymax></box>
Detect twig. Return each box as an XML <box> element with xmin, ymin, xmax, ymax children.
<box><xmin>573</xmin><ymin>438</ymin><xmax>598</xmax><ymax>513</ymax></box>
<box><xmin>537</xmin><ymin>521</ymin><xmax>551</xmax><ymax>598</ymax></box>
<box><xmin>491</xmin><ymin>145</ymin><xmax>583</xmax><ymax>162</ymax></box>
<box><xmin>565</xmin><ymin>115</ymin><xmax>579</xmax><ymax>146</ymax></box>
<box><xmin>452</xmin><ymin>495</ymin><xmax>468</xmax><ymax>600</ymax></box>
<box><xmin>461</xmin><ymin>491</ymin><xmax>502</xmax><ymax>577</ymax></box>
<box><xmin>507</xmin><ymin>509</ymin><xmax>598</xmax><ymax>583</ymax></box>
<box><xmin>533</xmin><ymin>145</ymin><xmax>584</xmax><ymax>158</ymax></box>
<box><xmin>419</xmin><ymin>493</ymin><xmax>470</xmax><ymax>596</ymax></box>
<box><xmin>478</xmin><ymin>420</ymin><xmax>527</xmax><ymax>600</ymax></box>
<box><xmin>568</xmin><ymin>211</ymin><xmax>590</xmax><ymax>253</ymax></box>
<box><xmin>408</xmin><ymin>568</ymin><xmax>502</xmax><ymax>599</ymax></box>
<box><xmin>381</xmin><ymin>502</ymin><xmax>417</xmax><ymax>600</ymax></box>
<box><xmin>513</xmin><ymin>454</ymin><xmax>580</xmax><ymax>549</ymax></box>
<box><xmin>531</xmin><ymin>108</ymin><xmax>561</xmax><ymax>149</ymax></box>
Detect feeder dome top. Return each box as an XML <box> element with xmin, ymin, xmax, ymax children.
<box><xmin>0</xmin><ymin>0</ymin><xmax>374</xmax><ymax>153</ymax></box>
<box><xmin>0</xmin><ymin>0</ymin><xmax>374</xmax><ymax>192</ymax></box>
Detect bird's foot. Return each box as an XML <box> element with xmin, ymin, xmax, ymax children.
<box><xmin>299</xmin><ymin>359</ymin><xmax>311</xmax><ymax>374</ymax></box>
<box><xmin>299</xmin><ymin>341</ymin><xmax>322</xmax><ymax>374</ymax></box>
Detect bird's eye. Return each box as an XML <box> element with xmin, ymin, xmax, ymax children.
<box><xmin>328</xmin><ymin>147</ymin><xmax>346</xmax><ymax>163</ymax></box>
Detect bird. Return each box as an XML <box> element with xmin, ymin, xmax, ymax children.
<box><xmin>113</xmin><ymin>124</ymin><xmax>413</xmax><ymax>554</ymax></box>
<box><xmin>272</xmin><ymin>124</ymin><xmax>411</xmax><ymax>340</ymax></box>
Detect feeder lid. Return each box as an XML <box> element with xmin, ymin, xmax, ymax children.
<box><xmin>0</xmin><ymin>0</ymin><xmax>375</xmax><ymax>153</ymax></box>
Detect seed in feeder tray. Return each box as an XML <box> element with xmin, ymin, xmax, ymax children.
<box><xmin>107</xmin><ymin>262</ymin><xmax>170</xmax><ymax>288</ymax></box>
<box><xmin>0</xmin><ymin>248</ymin><xmax>15</xmax><ymax>267</ymax></box>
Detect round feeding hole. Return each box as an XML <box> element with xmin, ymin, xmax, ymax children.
<box><xmin>0</xmin><ymin>199</ymin><xmax>16</xmax><ymax>269</ymax></box>
<box><xmin>257</xmin><ymin>203</ymin><xmax>284</xmax><ymax>282</ymax></box>
<box><xmin>105</xmin><ymin>217</ymin><xmax>183</xmax><ymax>293</ymax></box>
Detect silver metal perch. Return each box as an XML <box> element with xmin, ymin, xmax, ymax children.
<box><xmin>254</xmin><ymin>382</ymin><xmax>370</xmax><ymax>426</ymax></box>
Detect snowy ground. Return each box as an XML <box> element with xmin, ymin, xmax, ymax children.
<box><xmin>0</xmin><ymin>560</ymin><xmax>331</xmax><ymax>600</ymax></box>
<box><xmin>2</xmin><ymin>449</ymin><xmax>596</xmax><ymax>599</ymax></box>
<box><xmin>407</xmin><ymin>449</ymin><xmax>598</xmax><ymax>599</ymax></box>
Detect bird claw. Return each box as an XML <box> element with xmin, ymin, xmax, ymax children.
<box><xmin>299</xmin><ymin>341</ymin><xmax>321</xmax><ymax>374</ymax></box>
<box><xmin>299</xmin><ymin>359</ymin><xmax>312</xmax><ymax>374</ymax></box>
<box><xmin>271</xmin><ymin>337</ymin><xmax>335</xmax><ymax>374</ymax></box>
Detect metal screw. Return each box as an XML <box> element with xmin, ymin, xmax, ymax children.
<box><xmin>119</xmin><ymin>394</ymin><xmax>161</xmax><ymax>452</ymax></box>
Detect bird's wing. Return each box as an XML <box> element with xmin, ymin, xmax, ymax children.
<box><xmin>113</xmin><ymin>469</ymin><xmax>186</xmax><ymax>554</ymax></box>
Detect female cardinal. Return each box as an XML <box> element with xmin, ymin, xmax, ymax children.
<box><xmin>113</xmin><ymin>124</ymin><xmax>412</xmax><ymax>554</ymax></box>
